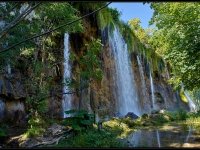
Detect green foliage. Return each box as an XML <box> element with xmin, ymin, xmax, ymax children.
<box><xmin>129</xmin><ymin>18</ymin><xmax>152</xmax><ymax>46</ymax></box>
<box><xmin>54</xmin><ymin>128</ymin><xmax>126</xmax><ymax>148</ymax></box>
<box><xmin>0</xmin><ymin>2</ymin><xmax>83</xmax><ymax>69</ymax></box>
<box><xmin>70</xmin><ymin>38</ymin><xmax>103</xmax><ymax>91</ymax></box>
<box><xmin>24</xmin><ymin>112</ymin><xmax>45</xmax><ymax>138</ymax></box>
<box><xmin>79</xmin><ymin>38</ymin><xmax>103</xmax><ymax>82</ymax></box>
<box><xmin>119</xmin><ymin>117</ymin><xmax>137</xmax><ymax>128</ymax></box>
<box><xmin>97</xmin><ymin>7</ymin><xmax>121</xmax><ymax>31</ymax></box>
<box><xmin>149</xmin><ymin>2</ymin><xmax>200</xmax><ymax>90</ymax></box>
<box><xmin>114</xmin><ymin>109</ymin><xmax>189</xmax><ymax>128</ymax></box>
<box><xmin>159</xmin><ymin>109</ymin><xmax>188</xmax><ymax>122</ymax></box>
<box><xmin>127</xmin><ymin>17</ymin><xmax>166</xmax><ymax>74</ymax></box>
<box><xmin>103</xmin><ymin>118</ymin><xmax>133</xmax><ymax>138</ymax></box>
<box><xmin>62</xmin><ymin>109</ymin><xmax>95</xmax><ymax>133</ymax></box>
<box><xmin>0</xmin><ymin>124</ymin><xmax>7</xmax><ymax>137</ymax></box>
<box><xmin>184</xmin><ymin>117</ymin><xmax>200</xmax><ymax>130</ymax></box>
<box><xmin>189</xmin><ymin>89</ymin><xmax>200</xmax><ymax>111</ymax></box>
<box><xmin>118</xmin><ymin>22</ymin><xmax>136</xmax><ymax>52</ymax></box>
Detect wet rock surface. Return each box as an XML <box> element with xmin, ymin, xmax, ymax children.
<box><xmin>125</xmin><ymin>112</ymin><xmax>139</xmax><ymax>120</ymax></box>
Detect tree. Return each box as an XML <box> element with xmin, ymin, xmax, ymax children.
<box><xmin>149</xmin><ymin>2</ymin><xmax>200</xmax><ymax>90</ymax></box>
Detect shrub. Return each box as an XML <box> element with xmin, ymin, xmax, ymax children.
<box><xmin>62</xmin><ymin>109</ymin><xmax>95</xmax><ymax>133</ymax></box>
<box><xmin>0</xmin><ymin>127</ymin><xmax>7</xmax><ymax>137</ymax></box>
<box><xmin>23</xmin><ymin>112</ymin><xmax>45</xmax><ymax>138</ymax></box>
<box><xmin>151</xmin><ymin>114</ymin><xmax>170</xmax><ymax>125</ymax></box>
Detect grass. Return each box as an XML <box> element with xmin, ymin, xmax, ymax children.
<box><xmin>53</xmin><ymin>125</ymin><xmax>127</xmax><ymax>148</ymax></box>
<box><xmin>181</xmin><ymin>111</ymin><xmax>200</xmax><ymax>131</ymax></box>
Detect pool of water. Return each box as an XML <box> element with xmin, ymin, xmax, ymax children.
<box><xmin>126</xmin><ymin>124</ymin><xmax>200</xmax><ymax>148</ymax></box>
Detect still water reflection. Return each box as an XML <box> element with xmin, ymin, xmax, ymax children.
<box><xmin>127</xmin><ymin>125</ymin><xmax>200</xmax><ymax>148</ymax></box>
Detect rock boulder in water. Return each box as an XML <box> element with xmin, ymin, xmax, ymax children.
<box><xmin>125</xmin><ymin>112</ymin><xmax>139</xmax><ymax>119</ymax></box>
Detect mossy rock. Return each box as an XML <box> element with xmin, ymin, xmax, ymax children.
<box><xmin>141</xmin><ymin>113</ymin><xmax>149</xmax><ymax>119</ymax></box>
<box><xmin>163</xmin><ymin>115</ymin><xmax>170</xmax><ymax>122</ymax></box>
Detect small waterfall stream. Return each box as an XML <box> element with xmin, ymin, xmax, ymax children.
<box><xmin>109</xmin><ymin>26</ymin><xmax>141</xmax><ymax>117</ymax></box>
<box><xmin>137</xmin><ymin>55</ymin><xmax>148</xmax><ymax>102</ymax></box>
<box><xmin>7</xmin><ymin>63</ymin><xmax>11</xmax><ymax>75</ymax></box>
<box><xmin>0</xmin><ymin>99</ymin><xmax>5</xmax><ymax>119</ymax></box>
<box><xmin>184</xmin><ymin>91</ymin><xmax>197</xmax><ymax>112</ymax></box>
<box><xmin>62</xmin><ymin>33</ymin><xmax>72</xmax><ymax>118</ymax></box>
<box><xmin>150</xmin><ymin>69</ymin><xmax>155</xmax><ymax>110</ymax></box>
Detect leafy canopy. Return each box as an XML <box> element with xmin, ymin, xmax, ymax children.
<box><xmin>149</xmin><ymin>2</ymin><xmax>200</xmax><ymax>90</ymax></box>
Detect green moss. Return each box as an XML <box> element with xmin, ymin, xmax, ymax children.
<box><xmin>180</xmin><ymin>89</ymin><xmax>188</xmax><ymax>103</ymax></box>
<box><xmin>97</xmin><ymin>7</ymin><xmax>121</xmax><ymax>32</ymax></box>
<box><xmin>103</xmin><ymin>118</ymin><xmax>133</xmax><ymax>138</ymax></box>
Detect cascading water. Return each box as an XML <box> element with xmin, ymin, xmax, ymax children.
<box><xmin>7</xmin><ymin>63</ymin><xmax>11</xmax><ymax>74</ymax></box>
<box><xmin>137</xmin><ymin>55</ymin><xmax>148</xmax><ymax>101</ymax></box>
<box><xmin>0</xmin><ymin>99</ymin><xmax>5</xmax><ymax>119</ymax></box>
<box><xmin>184</xmin><ymin>91</ymin><xmax>197</xmax><ymax>112</ymax></box>
<box><xmin>150</xmin><ymin>69</ymin><xmax>155</xmax><ymax>110</ymax></box>
<box><xmin>166</xmin><ymin>68</ymin><xmax>170</xmax><ymax>80</ymax></box>
<box><xmin>109</xmin><ymin>26</ymin><xmax>141</xmax><ymax>117</ymax></box>
<box><xmin>181</xmin><ymin>84</ymin><xmax>197</xmax><ymax>112</ymax></box>
<box><xmin>62</xmin><ymin>33</ymin><xmax>72</xmax><ymax>118</ymax></box>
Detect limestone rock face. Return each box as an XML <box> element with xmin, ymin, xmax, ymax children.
<box><xmin>0</xmin><ymin>72</ymin><xmax>26</xmax><ymax>124</ymax></box>
<box><xmin>0</xmin><ymin>74</ymin><xmax>26</xmax><ymax>99</ymax></box>
<box><xmin>0</xmin><ymin>6</ymin><xmax>191</xmax><ymax>123</ymax></box>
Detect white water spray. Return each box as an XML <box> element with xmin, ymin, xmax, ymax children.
<box><xmin>109</xmin><ymin>26</ymin><xmax>141</xmax><ymax>116</ymax></box>
<box><xmin>62</xmin><ymin>33</ymin><xmax>72</xmax><ymax>118</ymax></box>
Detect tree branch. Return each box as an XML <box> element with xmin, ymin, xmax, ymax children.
<box><xmin>0</xmin><ymin>2</ymin><xmax>112</xmax><ymax>54</ymax></box>
<box><xmin>0</xmin><ymin>2</ymin><xmax>42</xmax><ymax>40</ymax></box>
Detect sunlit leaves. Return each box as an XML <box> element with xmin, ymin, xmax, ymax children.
<box><xmin>150</xmin><ymin>2</ymin><xmax>200</xmax><ymax>90</ymax></box>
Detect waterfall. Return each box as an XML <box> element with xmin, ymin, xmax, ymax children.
<box><xmin>150</xmin><ymin>70</ymin><xmax>155</xmax><ymax>110</ymax></box>
<box><xmin>137</xmin><ymin>55</ymin><xmax>148</xmax><ymax>101</ymax></box>
<box><xmin>0</xmin><ymin>99</ymin><xmax>5</xmax><ymax>119</ymax></box>
<box><xmin>156</xmin><ymin>130</ymin><xmax>161</xmax><ymax>148</ymax></box>
<box><xmin>184</xmin><ymin>91</ymin><xmax>197</xmax><ymax>112</ymax></box>
<box><xmin>7</xmin><ymin>63</ymin><xmax>11</xmax><ymax>74</ymax></box>
<box><xmin>109</xmin><ymin>26</ymin><xmax>141</xmax><ymax>117</ymax></box>
<box><xmin>166</xmin><ymin>68</ymin><xmax>170</xmax><ymax>80</ymax></box>
<box><xmin>62</xmin><ymin>33</ymin><xmax>72</xmax><ymax>118</ymax></box>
